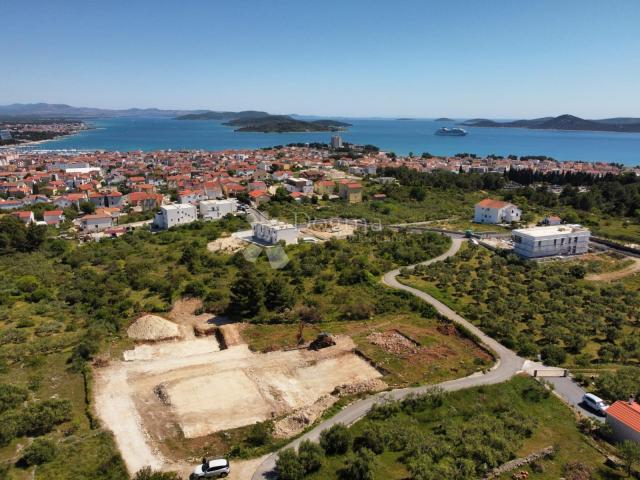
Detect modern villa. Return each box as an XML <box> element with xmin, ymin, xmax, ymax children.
<box><xmin>512</xmin><ymin>224</ymin><xmax>590</xmax><ymax>258</ymax></box>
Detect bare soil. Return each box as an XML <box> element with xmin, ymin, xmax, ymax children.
<box><xmin>94</xmin><ymin>326</ymin><xmax>381</xmax><ymax>475</ymax></box>
<box><xmin>586</xmin><ymin>257</ymin><xmax>640</xmax><ymax>282</ymax></box>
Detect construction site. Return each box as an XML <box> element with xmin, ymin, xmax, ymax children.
<box><xmin>92</xmin><ymin>300</ymin><xmax>385</xmax><ymax>476</ymax></box>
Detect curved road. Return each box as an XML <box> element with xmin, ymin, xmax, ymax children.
<box><xmin>252</xmin><ymin>237</ymin><xmax>525</xmax><ymax>480</ymax></box>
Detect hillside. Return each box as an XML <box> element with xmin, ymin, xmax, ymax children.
<box><xmin>223</xmin><ymin>114</ymin><xmax>351</xmax><ymax>133</ymax></box>
<box><xmin>174</xmin><ymin>110</ymin><xmax>270</xmax><ymax>121</ymax></box>
<box><xmin>0</xmin><ymin>103</ymin><xmax>206</xmax><ymax>119</ymax></box>
<box><xmin>461</xmin><ymin>114</ymin><xmax>640</xmax><ymax>132</ymax></box>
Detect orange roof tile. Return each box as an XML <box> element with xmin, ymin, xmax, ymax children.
<box><xmin>477</xmin><ymin>198</ymin><xmax>511</xmax><ymax>209</ymax></box>
<box><xmin>607</xmin><ymin>401</ymin><xmax>640</xmax><ymax>432</ymax></box>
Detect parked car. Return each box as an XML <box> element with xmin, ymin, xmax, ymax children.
<box><xmin>190</xmin><ymin>458</ymin><xmax>230</xmax><ymax>479</ymax></box>
<box><xmin>582</xmin><ymin>393</ymin><xmax>608</xmax><ymax>415</ymax></box>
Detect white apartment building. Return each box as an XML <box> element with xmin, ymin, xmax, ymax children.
<box><xmin>154</xmin><ymin>204</ymin><xmax>197</xmax><ymax>230</ymax></box>
<box><xmin>474</xmin><ymin>199</ymin><xmax>521</xmax><ymax>224</ymax></box>
<box><xmin>512</xmin><ymin>225</ymin><xmax>590</xmax><ymax>258</ymax></box>
<box><xmin>253</xmin><ymin>220</ymin><xmax>298</xmax><ymax>245</ymax></box>
<box><xmin>284</xmin><ymin>177</ymin><xmax>314</xmax><ymax>194</ymax></box>
<box><xmin>199</xmin><ymin>199</ymin><xmax>237</xmax><ymax>221</ymax></box>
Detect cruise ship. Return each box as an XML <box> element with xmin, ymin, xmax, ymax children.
<box><xmin>435</xmin><ymin>127</ymin><xmax>467</xmax><ymax>136</ymax></box>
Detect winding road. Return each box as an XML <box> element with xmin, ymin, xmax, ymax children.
<box><xmin>251</xmin><ymin>237</ymin><xmax>527</xmax><ymax>480</ymax></box>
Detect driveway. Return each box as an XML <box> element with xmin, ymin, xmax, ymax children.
<box><xmin>545</xmin><ymin>376</ymin><xmax>605</xmax><ymax>422</ymax></box>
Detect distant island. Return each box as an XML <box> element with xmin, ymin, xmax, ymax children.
<box><xmin>395</xmin><ymin>118</ymin><xmax>415</xmax><ymax>121</ymax></box>
<box><xmin>176</xmin><ymin>111</ymin><xmax>351</xmax><ymax>133</ymax></box>
<box><xmin>0</xmin><ymin>103</ymin><xmax>206</xmax><ymax>119</ymax></box>
<box><xmin>435</xmin><ymin>117</ymin><xmax>454</xmax><ymax>122</ymax></box>
<box><xmin>461</xmin><ymin>114</ymin><xmax>640</xmax><ymax>133</ymax></box>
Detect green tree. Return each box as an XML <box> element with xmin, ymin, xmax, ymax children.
<box><xmin>19</xmin><ymin>438</ymin><xmax>57</xmax><ymax>466</ymax></box>
<box><xmin>541</xmin><ymin>344</ymin><xmax>567</xmax><ymax>366</ymax></box>
<box><xmin>298</xmin><ymin>440</ymin><xmax>324</xmax><ymax>473</ymax></box>
<box><xmin>320</xmin><ymin>424</ymin><xmax>351</xmax><ymax>455</ymax></box>
<box><xmin>228</xmin><ymin>265</ymin><xmax>265</xmax><ymax>319</ymax></box>
<box><xmin>276</xmin><ymin>448</ymin><xmax>304</xmax><ymax>480</ymax></box>
<box><xmin>79</xmin><ymin>201</ymin><xmax>96</xmax><ymax>214</ymax></box>
<box><xmin>619</xmin><ymin>440</ymin><xmax>640</xmax><ymax>477</ymax></box>
<box><xmin>339</xmin><ymin>448</ymin><xmax>375</xmax><ymax>480</ymax></box>
<box><xmin>265</xmin><ymin>275</ymin><xmax>294</xmax><ymax>312</ymax></box>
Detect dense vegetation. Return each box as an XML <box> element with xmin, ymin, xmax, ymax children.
<box><xmin>276</xmin><ymin>376</ymin><xmax>614</xmax><ymax>480</ymax></box>
<box><xmin>0</xmin><ymin>216</ymin><xmax>249</xmax><ymax>478</ymax></box>
<box><xmin>227</xmin><ymin>229</ymin><xmax>451</xmax><ymax>324</ymax></box>
<box><xmin>0</xmin><ymin>213</ymin><xmax>461</xmax><ymax>477</ymax></box>
<box><xmin>402</xmin><ymin>245</ymin><xmax>640</xmax><ymax>367</ymax></box>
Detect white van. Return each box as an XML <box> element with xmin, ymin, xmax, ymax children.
<box><xmin>582</xmin><ymin>393</ymin><xmax>608</xmax><ymax>415</ymax></box>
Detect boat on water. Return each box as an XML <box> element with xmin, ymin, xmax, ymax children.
<box><xmin>435</xmin><ymin>127</ymin><xmax>467</xmax><ymax>136</ymax></box>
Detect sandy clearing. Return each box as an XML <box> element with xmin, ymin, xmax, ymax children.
<box><xmin>586</xmin><ymin>257</ymin><xmax>640</xmax><ymax>282</ymax></box>
<box><xmin>124</xmin><ymin>337</ymin><xmax>220</xmax><ymax>361</ymax></box>
<box><xmin>94</xmin><ymin>334</ymin><xmax>380</xmax><ymax>475</ymax></box>
<box><xmin>168</xmin><ymin>370</ymin><xmax>275</xmax><ymax>436</ymax></box>
<box><xmin>163</xmin><ymin>347</ymin><xmax>381</xmax><ymax>438</ymax></box>
<box><xmin>93</xmin><ymin>366</ymin><xmax>164</xmax><ymax>473</ymax></box>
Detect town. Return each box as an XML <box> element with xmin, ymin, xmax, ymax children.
<box><xmin>1</xmin><ymin>138</ymin><xmax>640</xmax><ymax>479</ymax></box>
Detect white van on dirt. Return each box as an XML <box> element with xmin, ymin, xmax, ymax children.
<box><xmin>190</xmin><ymin>458</ymin><xmax>230</xmax><ymax>479</ymax></box>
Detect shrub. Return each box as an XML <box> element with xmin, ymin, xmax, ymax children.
<box><xmin>320</xmin><ymin>424</ymin><xmax>351</xmax><ymax>455</ymax></box>
<box><xmin>247</xmin><ymin>421</ymin><xmax>273</xmax><ymax>447</ymax></box>
<box><xmin>275</xmin><ymin>448</ymin><xmax>304</xmax><ymax>480</ymax></box>
<box><xmin>0</xmin><ymin>384</ymin><xmax>28</xmax><ymax>414</ymax></box>
<box><xmin>540</xmin><ymin>345</ymin><xmax>566</xmax><ymax>366</ymax></box>
<box><xmin>133</xmin><ymin>467</ymin><xmax>181</xmax><ymax>480</ymax></box>
<box><xmin>339</xmin><ymin>447</ymin><xmax>375</xmax><ymax>480</ymax></box>
<box><xmin>19</xmin><ymin>438</ymin><xmax>57</xmax><ymax>466</ymax></box>
<box><xmin>298</xmin><ymin>440</ymin><xmax>324</xmax><ymax>473</ymax></box>
<box><xmin>354</xmin><ymin>424</ymin><xmax>387</xmax><ymax>454</ymax></box>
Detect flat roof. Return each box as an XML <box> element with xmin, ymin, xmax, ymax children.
<box><xmin>512</xmin><ymin>224</ymin><xmax>589</xmax><ymax>238</ymax></box>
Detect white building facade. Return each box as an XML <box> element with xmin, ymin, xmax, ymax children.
<box><xmin>253</xmin><ymin>220</ymin><xmax>298</xmax><ymax>245</ymax></box>
<box><xmin>199</xmin><ymin>199</ymin><xmax>237</xmax><ymax>221</ymax></box>
<box><xmin>512</xmin><ymin>225</ymin><xmax>590</xmax><ymax>258</ymax></box>
<box><xmin>474</xmin><ymin>199</ymin><xmax>522</xmax><ymax>224</ymax></box>
<box><xmin>154</xmin><ymin>204</ymin><xmax>197</xmax><ymax>230</ymax></box>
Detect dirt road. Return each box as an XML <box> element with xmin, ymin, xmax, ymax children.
<box><xmin>586</xmin><ymin>257</ymin><xmax>640</xmax><ymax>282</ymax></box>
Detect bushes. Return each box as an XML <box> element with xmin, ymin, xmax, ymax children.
<box><xmin>320</xmin><ymin>424</ymin><xmax>351</xmax><ymax>455</ymax></box>
<box><xmin>246</xmin><ymin>421</ymin><xmax>273</xmax><ymax>447</ymax></box>
<box><xmin>133</xmin><ymin>467</ymin><xmax>181</xmax><ymax>480</ymax></box>
<box><xmin>0</xmin><ymin>399</ymin><xmax>72</xmax><ymax>446</ymax></box>
<box><xmin>339</xmin><ymin>447</ymin><xmax>375</xmax><ymax>480</ymax></box>
<box><xmin>541</xmin><ymin>345</ymin><xmax>567</xmax><ymax>366</ymax></box>
<box><xmin>276</xmin><ymin>448</ymin><xmax>305</xmax><ymax>480</ymax></box>
<box><xmin>0</xmin><ymin>384</ymin><xmax>28</xmax><ymax>414</ymax></box>
<box><xmin>298</xmin><ymin>440</ymin><xmax>324</xmax><ymax>474</ymax></box>
<box><xmin>19</xmin><ymin>438</ymin><xmax>57</xmax><ymax>466</ymax></box>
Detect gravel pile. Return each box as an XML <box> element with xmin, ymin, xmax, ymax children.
<box><xmin>127</xmin><ymin>315</ymin><xmax>181</xmax><ymax>341</ymax></box>
<box><xmin>367</xmin><ymin>330</ymin><xmax>419</xmax><ymax>356</ymax></box>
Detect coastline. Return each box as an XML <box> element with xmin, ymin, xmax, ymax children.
<box><xmin>0</xmin><ymin>124</ymin><xmax>94</xmax><ymax>150</ymax></box>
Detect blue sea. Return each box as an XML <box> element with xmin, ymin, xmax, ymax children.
<box><xmin>28</xmin><ymin>117</ymin><xmax>640</xmax><ymax>166</ymax></box>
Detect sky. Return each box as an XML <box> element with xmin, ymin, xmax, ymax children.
<box><xmin>2</xmin><ymin>0</ymin><xmax>640</xmax><ymax>118</ymax></box>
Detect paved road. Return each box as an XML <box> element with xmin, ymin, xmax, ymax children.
<box><xmin>545</xmin><ymin>376</ymin><xmax>604</xmax><ymax>421</ymax></box>
<box><xmin>251</xmin><ymin>238</ymin><xmax>526</xmax><ymax>480</ymax></box>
